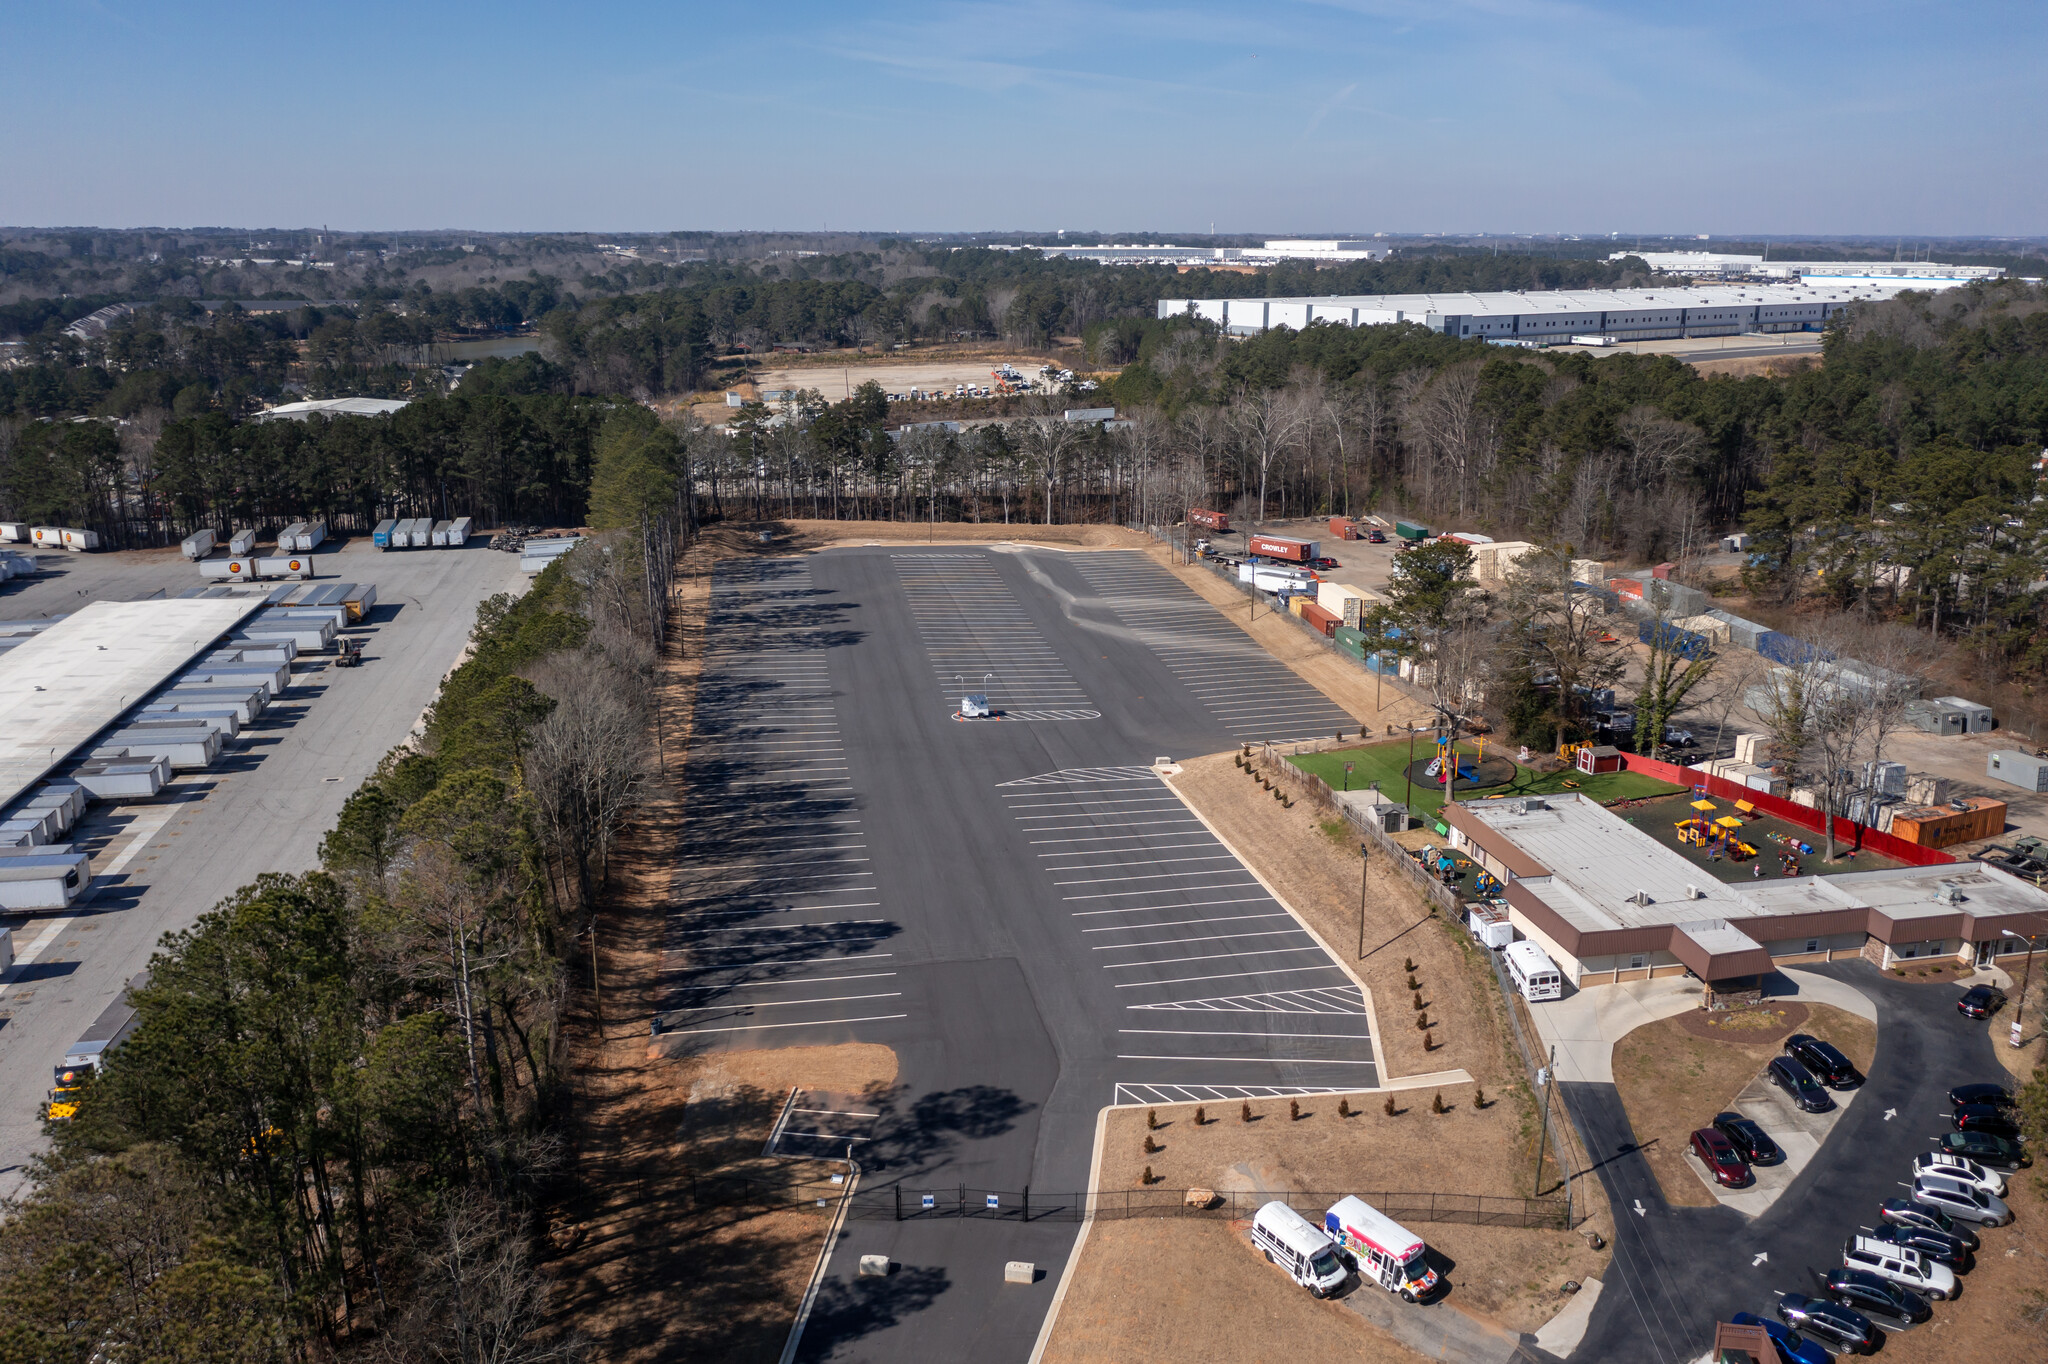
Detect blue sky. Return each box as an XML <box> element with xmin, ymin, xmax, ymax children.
<box><xmin>5</xmin><ymin>1</ymin><xmax>2042</xmax><ymax>234</ymax></box>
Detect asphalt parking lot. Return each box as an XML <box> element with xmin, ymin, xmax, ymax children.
<box><xmin>0</xmin><ymin>537</ymin><xmax>526</xmax><ymax>1197</ymax></box>
<box><xmin>1566</xmin><ymin>962</ymin><xmax>2018</xmax><ymax>1360</ymax></box>
<box><xmin>664</xmin><ymin>546</ymin><xmax>1384</xmax><ymax>1362</ymax></box>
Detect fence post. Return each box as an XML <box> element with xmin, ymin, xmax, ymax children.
<box><xmin>1023</xmin><ymin>1185</ymin><xmax>1030</xmax><ymax>1222</ymax></box>
<box><xmin>894</xmin><ymin>1185</ymin><xmax>901</xmax><ymax>1221</ymax></box>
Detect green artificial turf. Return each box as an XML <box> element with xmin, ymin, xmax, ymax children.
<box><xmin>1287</xmin><ymin>740</ymin><xmax>1685</xmax><ymax>820</ymax></box>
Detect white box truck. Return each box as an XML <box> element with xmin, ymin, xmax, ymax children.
<box><xmin>180</xmin><ymin>528</ymin><xmax>217</xmax><ymax>560</ymax></box>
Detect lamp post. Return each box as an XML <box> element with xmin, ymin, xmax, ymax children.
<box><xmin>1359</xmin><ymin>843</ymin><xmax>1369</xmax><ymax>958</ymax></box>
<box><xmin>2004</xmin><ymin>928</ymin><xmax>2038</xmax><ymax>1049</ymax></box>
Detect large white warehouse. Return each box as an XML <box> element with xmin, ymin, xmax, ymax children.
<box><xmin>1613</xmin><ymin>251</ymin><xmax>2004</xmax><ymax>286</ymax></box>
<box><xmin>1158</xmin><ymin>280</ymin><xmax>1949</xmax><ymax>343</ymax></box>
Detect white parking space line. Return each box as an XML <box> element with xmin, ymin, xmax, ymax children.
<box><xmin>1115</xmin><ymin>1054</ymin><xmax>1378</xmax><ymax>1065</ymax></box>
<box><xmin>1119</xmin><ymin>1028</ymin><xmax>1374</xmax><ymax>1040</ymax></box>
<box><xmin>1114</xmin><ymin>965</ymin><xmax>1352</xmax><ymax>988</ymax></box>
<box><xmin>662</xmin><ymin>1014</ymin><xmax>909</xmax><ymax>1037</ymax></box>
<box><xmin>896</xmin><ymin>554</ymin><xmax>1093</xmax><ymax>714</ymax></box>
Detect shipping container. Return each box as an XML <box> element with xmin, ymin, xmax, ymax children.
<box><xmin>1704</xmin><ymin>609</ymin><xmax>1768</xmax><ymax>651</ymax></box>
<box><xmin>1300</xmin><ymin>602</ymin><xmax>1339</xmax><ymax>636</ymax></box>
<box><xmin>102</xmin><ymin>724</ymin><xmax>222</xmax><ymax>770</ymax></box>
<box><xmin>0</xmin><ymin>853</ymin><xmax>92</xmax><ymax>911</ymax></box>
<box><xmin>1986</xmin><ymin>750</ymin><xmax>2048</xmax><ymax>793</ymax></box>
<box><xmin>1394</xmin><ymin>520</ymin><xmax>1429</xmax><ymax>542</ymax></box>
<box><xmin>408</xmin><ymin>517</ymin><xmax>436</xmax><ymax>547</ymax></box>
<box><xmin>429</xmin><ymin>519</ymin><xmax>455</xmax><ymax>546</ymax></box>
<box><xmin>138</xmin><ymin>704</ymin><xmax>241</xmax><ymax>737</ymax></box>
<box><xmin>179</xmin><ymin>528</ymin><xmax>216</xmax><ymax>560</ymax></box>
<box><xmin>1889</xmin><ymin>797</ymin><xmax>2005</xmax><ymax>848</ymax></box>
<box><xmin>371</xmin><ymin>518</ymin><xmax>398</xmax><ymax>549</ymax></box>
<box><xmin>1446</xmin><ymin>532</ymin><xmax>1494</xmax><ymax>546</ymax></box>
<box><xmin>1638</xmin><ymin>619</ymin><xmax>1710</xmax><ymax>660</ymax></box>
<box><xmin>0</xmin><ymin>522</ymin><xmax>26</xmax><ymax>542</ymax></box>
<box><xmin>1327</xmin><ymin>517</ymin><xmax>1357</xmax><ymax>539</ymax></box>
<box><xmin>255</xmin><ymin>555</ymin><xmax>314</xmax><ymax>580</ymax></box>
<box><xmin>1247</xmin><ymin>535</ymin><xmax>1317</xmax><ymax>563</ymax></box>
<box><xmin>259</xmin><ymin>604</ymin><xmax>348</xmax><ymax>630</ymax></box>
<box><xmin>1756</xmin><ymin>631</ymin><xmax>1833</xmax><ymax>668</ymax></box>
<box><xmin>72</xmin><ymin>752</ymin><xmax>170</xmax><ymax>800</ymax></box>
<box><xmin>227</xmin><ymin>528</ymin><xmax>258</xmax><ymax>556</ymax></box>
<box><xmin>1187</xmin><ymin>508</ymin><xmax>1231</xmax><ymax>531</ymax></box>
<box><xmin>1935</xmin><ymin>695</ymin><xmax>1993</xmax><ymax>733</ymax></box>
<box><xmin>1317</xmin><ymin>582</ymin><xmax>1378</xmax><ymax>629</ymax></box>
<box><xmin>277</xmin><ymin>522</ymin><xmax>307</xmax><ymax>552</ymax></box>
<box><xmin>301</xmin><ymin>520</ymin><xmax>328</xmax><ymax>552</ymax></box>
<box><xmin>197</xmin><ymin>557</ymin><xmax>256</xmax><ymax>581</ymax></box>
<box><xmin>446</xmin><ymin>515</ymin><xmax>474</xmax><ymax>545</ymax></box>
<box><xmin>236</xmin><ymin>618</ymin><xmax>335</xmax><ymax>651</ymax></box>
<box><xmin>1671</xmin><ymin>613</ymin><xmax>1731</xmax><ymax>645</ymax></box>
<box><xmin>176</xmin><ymin>663</ymin><xmax>290</xmax><ymax>697</ymax></box>
<box><xmin>161</xmin><ymin>686</ymin><xmax>266</xmax><ymax>722</ymax></box>
<box><xmin>29</xmin><ymin>526</ymin><xmax>62</xmax><ymax>548</ymax></box>
<box><xmin>1608</xmin><ymin>577</ymin><xmax>1645</xmax><ymax>600</ymax></box>
<box><xmin>340</xmin><ymin>584</ymin><xmax>376</xmax><ymax>622</ymax></box>
<box><xmin>59</xmin><ymin>528</ymin><xmax>100</xmax><ymax>552</ymax></box>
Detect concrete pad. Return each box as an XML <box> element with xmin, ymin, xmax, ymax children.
<box><xmin>1533</xmin><ymin>1276</ymin><xmax>1602</xmax><ymax>1356</ymax></box>
<box><xmin>1527</xmin><ymin>975</ymin><xmax>1706</xmax><ymax>1083</ymax></box>
<box><xmin>1685</xmin><ymin>1071</ymin><xmax>1862</xmax><ymax>1218</ymax></box>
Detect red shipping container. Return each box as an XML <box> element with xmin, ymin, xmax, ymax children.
<box><xmin>1188</xmin><ymin>508</ymin><xmax>1232</xmax><ymax>531</ymax></box>
<box><xmin>1608</xmin><ymin>578</ymin><xmax>1645</xmax><ymax>599</ymax></box>
<box><xmin>1300</xmin><ymin>602</ymin><xmax>1339</xmax><ymax>636</ymax></box>
<box><xmin>1652</xmin><ymin>561</ymin><xmax>1675</xmax><ymax>580</ymax></box>
<box><xmin>1326</xmin><ymin>517</ymin><xmax>1356</xmax><ymax>539</ymax></box>
<box><xmin>1248</xmin><ymin>535</ymin><xmax>1317</xmax><ymax>562</ymax></box>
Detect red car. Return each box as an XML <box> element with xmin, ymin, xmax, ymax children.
<box><xmin>1691</xmin><ymin>1126</ymin><xmax>1753</xmax><ymax>1187</ymax></box>
<box><xmin>1365</xmin><ymin>529</ymin><xmax>1387</xmax><ymax>543</ymax></box>
<box><xmin>1309</xmin><ymin>556</ymin><xmax>1340</xmax><ymax>571</ymax></box>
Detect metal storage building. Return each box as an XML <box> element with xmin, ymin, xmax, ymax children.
<box><xmin>1935</xmin><ymin>696</ymin><xmax>1993</xmax><ymax>733</ymax></box>
<box><xmin>1986</xmin><ymin>750</ymin><xmax>2048</xmax><ymax>793</ymax></box>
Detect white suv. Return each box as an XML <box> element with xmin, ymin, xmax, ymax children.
<box><xmin>1913</xmin><ymin>1151</ymin><xmax>2005</xmax><ymax>1198</ymax></box>
<box><xmin>1843</xmin><ymin>1235</ymin><xmax>1956</xmax><ymax>1300</ymax></box>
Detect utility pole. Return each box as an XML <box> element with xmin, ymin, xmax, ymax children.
<box><xmin>1404</xmin><ymin>724</ymin><xmax>1416</xmax><ymax>814</ymax></box>
<box><xmin>1532</xmin><ymin>1045</ymin><xmax>1556</xmax><ymax>1197</ymax></box>
<box><xmin>2006</xmin><ymin>927</ymin><xmax>2039</xmax><ymax>1049</ymax></box>
<box><xmin>1359</xmin><ymin>844</ymin><xmax>1369</xmax><ymax>958</ymax></box>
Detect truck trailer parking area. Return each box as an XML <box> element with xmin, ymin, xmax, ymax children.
<box><xmin>663</xmin><ymin>546</ymin><xmax>1381</xmax><ymax>1362</ymax></box>
<box><xmin>0</xmin><ymin>537</ymin><xmax>525</xmax><ymax>1195</ymax></box>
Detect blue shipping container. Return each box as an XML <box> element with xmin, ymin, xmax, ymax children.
<box><xmin>1755</xmin><ymin>631</ymin><xmax>1833</xmax><ymax>667</ymax></box>
<box><xmin>371</xmin><ymin>517</ymin><xmax>398</xmax><ymax>549</ymax></box>
<box><xmin>1638</xmin><ymin>619</ymin><xmax>1710</xmax><ymax>661</ymax></box>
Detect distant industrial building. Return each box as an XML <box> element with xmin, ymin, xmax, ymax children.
<box><xmin>1615</xmin><ymin>251</ymin><xmax>2004</xmax><ymax>286</ymax></box>
<box><xmin>1159</xmin><ymin>279</ymin><xmax>1942</xmax><ymax>342</ymax></box>
<box><xmin>253</xmin><ymin>397</ymin><xmax>410</xmax><ymax>422</ymax></box>
<box><xmin>1034</xmin><ymin>239</ymin><xmax>1389</xmax><ymax>267</ymax></box>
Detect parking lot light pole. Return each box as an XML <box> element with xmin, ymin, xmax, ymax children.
<box><xmin>2003</xmin><ymin>929</ymin><xmax>2037</xmax><ymax>1048</ymax></box>
<box><xmin>1359</xmin><ymin>844</ymin><xmax>1369</xmax><ymax>958</ymax></box>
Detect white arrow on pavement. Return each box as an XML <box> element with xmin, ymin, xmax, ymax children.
<box><xmin>1752</xmin><ymin>1252</ymin><xmax>1769</xmax><ymax>1266</ymax></box>
<box><xmin>1884</xmin><ymin>1108</ymin><xmax>1897</xmax><ymax>1120</ymax></box>
<box><xmin>1633</xmin><ymin>1199</ymin><xmax>1647</xmax><ymax>1217</ymax></box>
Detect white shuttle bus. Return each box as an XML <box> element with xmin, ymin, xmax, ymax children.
<box><xmin>1250</xmin><ymin>1201</ymin><xmax>1349</xmax><ymax>1298</ymax></box>
<box><xmin>1504</xmin><ymin>939</ymin><xmax>1563</xmax><ymax>1002</ymax></box>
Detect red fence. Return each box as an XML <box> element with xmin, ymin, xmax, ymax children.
<box><xmin>1616</xmin><ymin>753</ymin><xmax>1956</xmax><ymax>868</ymax></box>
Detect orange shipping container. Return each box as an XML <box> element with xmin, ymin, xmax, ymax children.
<box><xmin>1888</xmin><ymin>796</ymin><xmax>2005</xmax><ymax>848</ymax></box>
<box><xmin>1327</xmin><ymin>517</ymin><xmax>1357</xmax><ymax>539</ymax></box>
<box><xmin>1608</xmin><ymin>578</ymin><xmax>1645</xmax><ymax>599</ymax></box>
<box><xmin>1300</xmin><ymin>602</ymin><xmax>1339</xmax><ymax>636</ymax></box>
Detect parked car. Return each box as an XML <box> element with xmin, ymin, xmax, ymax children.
<box><xmin>1824</xmin><ymin>1266</ymin><xmax>1931</xmax><ymax>1323</ymax></box>
<box><xmin>1935</xmin><ymin>1130</ymin><xmax>2029</xmax><ymax>1171</ymax></box>
<box><xmin>1913</xmin><ymin>1151</ymin><xmax>2006</xmax><ymax>1198</ymax></box>
<box><xmin>1774</xmin><ymin>1294</ymin><xmax>1877</xmax><ymax>1354</ymax></box>
<box><xmin>1912</xmin><ymin>1172</ymin><xmax>2012</xmax><ymax>1226</ymax></box>
<box><xmin>1948</xmin><ymin>1082</ymin><xmax>2015</xmax><ymax>1110</ymax></box>
<box><xmin>1952</xmin><ymin>1103</ymin><xmax>2023</xmax><ymax>1142</ymax></box>
<box><xmin>1842</xmin><ymin>1234</ymin><xmax>1955</xmax><ymax>1300</ymax></box>
<box><xmin>1729</xmin><ymin>1310</ymin><xmax>1828</xmax><ymax>1364</ymax></box>
<box><xmin>1868</xmin><ymin>1221</ymin><xmax>1973</xmax><ymax>1272</ymax></box>
<box><xmin>1663</xmin><ymin>726</ymin><xmax>1696</xmax><ymax>747</ymax></box>
<box><xmin>1785</xmin><ymin>1034</ymin><xmax>1864</xmax><ymax>1089</ymax></box>
<box><xmin>1713</xmin><ymin>1111</ymin><xmax>1784</xmax><ymax>1165</ymax></box>
<box><xmin>1957</xmin><ymin>984</ymin><xmax>2007</xmax><ymax>1018</ymax></box>
<box><xmin>1767</xmin><ymin>1055</ymin><xmax>1834</xmax><ymax>1112</ymax></box>
<box><xmin>1690</xmin><ymin>1127</ymin><xmax>1753</xmax><ymax>1187</ymax></box>
<box><xmin>1365</xmin><ymin>529</ymin><xmax>1387</xmax><ymax>543</ymax></box>
<box><xmin>1879</xmin><ymin>1196</ymin><xmax>1980</xmax><ymax>1250</ymax></box>
<box><xmin>1308</xmin><ymin>556</ymin><xmax>1340</xmax><ymax>571</ymax></box>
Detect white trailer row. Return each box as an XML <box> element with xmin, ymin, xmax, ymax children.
<box><xmin>519</xmin><ymin>535</ymin><xmax>582</xmax><ymax>574</ymax></box>
<box><xmin>22</xmin><ymin>527</ymin><xmax>100</xmax><ymax>552</ymax></box>
<box><xmin>376</xmin><ymin>515</ymin><xmax>472</xmax><ymax>550</ymax></box>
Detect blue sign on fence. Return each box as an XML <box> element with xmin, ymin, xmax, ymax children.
<box><xmin>921</xmin><ymin>1194</ymin><xmax>936</xmax><ymax>1209</ymax></box>
<box><xmin>986</xmin><ymin>1194</ymin><xmax>1000</xmax><ymax>1210</ymax></box>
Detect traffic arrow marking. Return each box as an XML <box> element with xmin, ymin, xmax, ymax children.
<box><xmin>1633</xmin><ymin>1199</ymin><xmax>1647</xmax><ymax>1217</ymax></box>
<box><xmin>1883</xmin><ymin>1108</ymin><xmax>1897</xmax><ymax>1120</ymax></box>
<box><xmin>1752</xmin><ymin>1252</ymin><xmax>1769</xmax><ymax>1266</ymax></box>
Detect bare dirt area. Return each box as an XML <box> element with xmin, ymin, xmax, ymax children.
<box><xmin>544</xmin><ymin>522</ymin><xmax>900</xmax><ymax>1363</ymax></box>
<box><xmin>1041</xmin><ymin>1220</ymin><xmax>1429</xmax><ymax>1364</ymax></box>
<box><xmin>1141</xmin><ymin>541</ymin><xmax>1438</xmax><ymax>731</ymax></box>
<box><xmin>743</xmin><ymin>352</ymin><xmax>1066</xmax><ymax>403</ymax></box>
<box><xmin>1876</xmin><ymin>1163</ymin><xmax>2048</xmax><ymax>1362</ymax></box>
<box><xmin>1609</xmin><ymin>1002</ymin><xmax>1877</xmax><ymax>1208</ymax></box>
<box><xmin>1687</xmin><ymin>354</ymin><xmax>1820</xmax><ymax>379</ymax></box>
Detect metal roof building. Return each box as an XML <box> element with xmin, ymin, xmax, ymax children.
<box><xmin>1611</xmin><ymin>251</ymin><xmax>2005</xmax><ymax>286</ymax></box>
<box><xmin>253</xmin><ymin>397</ymin><xmax>411</xmax><ymax>421</ymax></box>
<box><xmin>1158</xmin><ymin>280</ymin><xmax>1953</xmax><ymax>342</ymax></box>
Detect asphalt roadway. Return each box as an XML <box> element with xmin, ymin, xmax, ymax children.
<box><xmin>664</xmin><ymin>546</ymin><xmax>1378</xmax><ymax>1362</ymax></box>
<box><xmin>1566</xmin><ymin>961</ymin><xmax>2018</xmax><ymax>1360</ymax></box>
<box><xmin>0</xmin><ymin>538</ymin><xmax>526</xmax><ymax>1198</ymax></box>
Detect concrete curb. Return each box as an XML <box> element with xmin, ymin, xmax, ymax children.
<box><xmin>1026</xmin><ymin>1103</ymin><xmax>1114</xmax><ymax>1364</ymax></box>
<box><xmin>1163</xmin><ymin>769</ymin><xmax>1473</xmax><ymax>1092</ymax></box>
<box><xmin>777</xmin><ymin>1158</ymin><xmax>861</xmax><ymax>1364</ymax></box>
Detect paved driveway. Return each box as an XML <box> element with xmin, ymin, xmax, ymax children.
<box><xmin>1564</xmin><ymin>962</ymin><xmax>2011</xmax><ymax>1360</ymax></box>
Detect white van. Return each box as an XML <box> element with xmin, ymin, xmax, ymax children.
<box><xmin>1251</xmin><ymin>1201</ymin><xmax>1348</xmax><ymax>1298</ymax></box>
<box><xmin>1324</xmin><ymin>1196</ymin><xmax>1438</xmax><ymax>1301</ymax></box>
<box><xmin>1504</xmin><ymin>940</ymin><xmax>1563</xmax><ymax>1002</ymax></box>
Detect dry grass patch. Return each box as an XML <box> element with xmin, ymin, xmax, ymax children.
<box><xmin>1610</xmin><ymin>1002</ymin><xmax>1877</xmax><ymax>1208</ymax></box>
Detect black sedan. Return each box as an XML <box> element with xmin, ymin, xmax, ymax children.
<box><xmin>1365</xmin><ymin>529</ymin><xmax>1387</xmax><ymax>543</ymax></box>
<box><xmin>1953</xmin><ymin>1103</ymin><xmax>2023</xmax><ymax>1142</ymax></box>
<box><xmin>1957</xmin><ymin>984</ymin><xmax>2007</xmax><ymax>1018</ymax></box>
<box><xmin>1785</xmin><ymin>1034</ymin><xmax>1863</xmax><ymax>1089</ymax></box>
<box><xmin>1937</xmin><ymin>1130</ymin><xmax>2029</xmax><ymax>1171</ymax></box>
<box><xmin>1879</xmin><ymin>1197</ymin><xmax>1980</xmax><ymax>1250</ymax></box>
<box><xmin>1949</xmin><ymin>1082</ymin><xmax>2015</xmax><ymax>1110</ymax></box>
<box><xmin>1768</xmin><ymin>1055</ymin><xmax>1834</xmax><ymax>1112</ymax></box>
<box><xmin>1713</xmin><ymin>1111</ymin><xmax>1784</xmax><ymax>1165</ymax></box>
<box><xmin>1775</xmin><ymin>1294</ymin><xmax>1877</xmax><ymax>1354</ymax></box>
<box><xmin>1825</xmin><ymin>1267</ymin><xmax>1931</xmax><ymax>1324</ymax></box>
<box><xmin>1869</xmin><ymin>1221</ymin><xmax>1973</xmax><ymax>1271</ymax></box>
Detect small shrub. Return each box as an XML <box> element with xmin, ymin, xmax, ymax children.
<box><xmin>1423</xmin><ymin>1028</ymin><xmax>1436</xmax><ymax>1051</ymax></box>
<box><xmin>1431</xmin><ymin>1091</ymin><xmax>1447</xmax><ymax>1115</ymax></box>
<box><xmin>1383</xmin><ymin>1094</ymin><xmax>1398</xmax><ymax>1116</ymax></box>
<box><xmin>1415</xmin><ymin>1012</ymin><xmax>1430</xmax><ymax>1030</ymax></box>
<box><xmin>1412</xmin><ymin>989</ymin><xmax>1425</xmax><ymax>1011</ymax></box>
<box><xmin>1338</xmin><ymin>1097</ymin><xmax>1353</xmax><ymax>1118</ymax></box>
<box><xmin>1241</xmin><ymin>1101</ymin><xmax>1253</xmax><ymax>1123</ymax></box>
<box><xmin>1141</xmin><ymin>1165</ymin><xmax>1156</xmax><ymax>1185</ymax></box>
<box><xmin>1407</xmin><ymin>973</ymin><xmax>1421</xmax><ymax>991</ymax></box>
<box><xmin>1474</xmin><ymin>1085</ymin><xmax>1487</xmax><ymax>1109</ymax></box>
<box><xmin>1143</xmin><ymin>1134</ymin><xmax>1160</xmax><ymax>1154</ymax></box>
<box><xmin>1403</xmin><ymin>957</ymin><xmax>1416</xmax><ymax>973</ymax></box>
<box><xmin>1194</xmin><ymin>1105</ymin><xmax>1206</xmax><ymax>1126</ymax></box>
<box><xmin>1147</xmin><ymin>1109</ymin><xmax>1159</xmax><ymax>1130</ymax></box>
<box><xmin>1290</xmin><ymin>1099</ymin><xmax>1301</xmax><ymax>1121</ymax></box>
